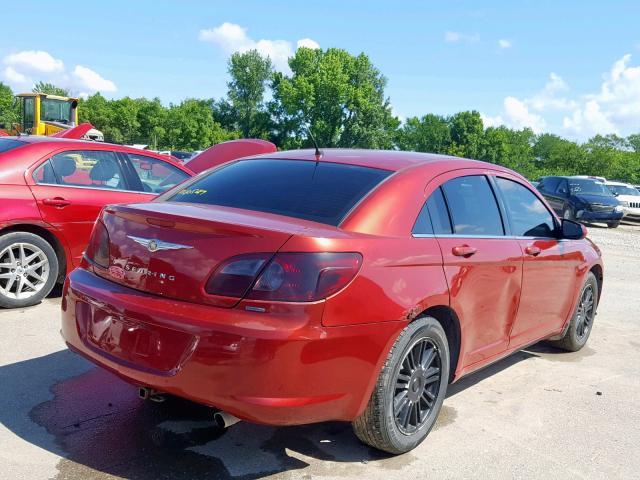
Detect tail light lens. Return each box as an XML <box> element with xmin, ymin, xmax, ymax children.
<box><xmin>205</xmin><ymin>253</ymin><xmax>271</xmax><ymax>298</ymax></box>
<box><xmin>205</xmin><ymin>252</ymin><xmax>362</xmax><ymax>302</ymax></box>
<box><xmin>85</xmin><ymin>221</ymin><xmax>110</xmax><ymax>268</ymax></box>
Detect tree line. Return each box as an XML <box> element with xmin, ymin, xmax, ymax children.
<box><xmin>1</xmin><ymin>48</ymin><xmax>639</xmax><ymax>183</ymax></box>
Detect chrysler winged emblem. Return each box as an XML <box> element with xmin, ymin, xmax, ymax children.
<box><xmin>127</xmin><ymin>235</ymin><xmax>193</xmax><ymax>253</ymax></box>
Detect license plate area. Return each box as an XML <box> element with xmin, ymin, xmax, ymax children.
<box><xmin>75</xmin><ymin>300</ymin><xmax>197</xmax><ymax>375</ymax></box>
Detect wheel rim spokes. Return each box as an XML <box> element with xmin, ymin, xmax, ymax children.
<box><xmin>576</xmin><ymin>285</ymin><xmax>595</xmax><ymax>339</ymax></box>
<box><xmin>394</xmin><ymin>338</ymin><xmax>442</xmax><ymax>435</ymax></box>
<box><xmin>0</xmin><ymin>243</ymin><xmax>50</xmax><ymax>300</ymax></box>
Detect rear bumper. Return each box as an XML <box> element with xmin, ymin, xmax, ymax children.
<box><xmin>61</xmin><ymin>268</ymin><xmax>402</xmax><ymax>425</ymax></box>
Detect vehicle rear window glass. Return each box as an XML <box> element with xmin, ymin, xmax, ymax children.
<box><xmin>413</xmin><ymin>187</ymin><xmax>452</xmax><ymax>235</ymax></box>
<box><xmin>495</xmin><ymin>177</ymin><xmax>555</xmax><ymax>237</ymax></box>
<box><xmin>169</xmin><ymin>159</ymin><xmax>392</xmax><ymax>226</ymax></box>
<box><xmin>441</xmin><ymin>175</ymin><xmax>504</xmax><ymax>236</ymax></box>
<box><xmin>0</xmin><ymin>138</ymin><xmax>25</xmax><ymax>154</ymax></box>
<box><xmin>539</xmin><ymin>177</ymin><xmax>560</xmax><ymax>193</ymax></box>
<box><xmin>427</xmin><ymin>187</ymin><xmax>453</xmax><ymax>234</ymax></box>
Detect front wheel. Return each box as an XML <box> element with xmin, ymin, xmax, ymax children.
<box><xmin>549</xmin><ymin>272</ymin><xmax>598</xmax><ymax>352</ymax></box>
<box><xmin>0</xmin><ymin>232</ymin><xmax>58</xmax><ymax>309</ymax></box>
<box><xmin>607</xmin><ymin>221</ymin><xmax>620</xmax><ymax>228</ymax></box>
<box><xmin>352</xmin><ymin>317</ymin><xmax>449</xmax><ymax>454</ymax></box>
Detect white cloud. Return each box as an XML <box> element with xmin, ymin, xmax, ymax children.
<box><xmin>481</xmin><ymin>97</ymin><xmax>545</xmax><ymax>133</ymax></box>
<box><xmin>3</xmin><ymin>66</ymin><xmax>27</xmax><ymax>84</ymax></box>
<box><xmin>498</xmin><ymin>39</ymin><xmax>512</xmax><ymax>49</ymax></box>
<box><xmin>444</xmin><ymin>31</ymin><xmax>480</xmax><ymax>44</ymax></box>
<box><xmin>199</xmin><ymin>22</ymin><xmax>320</xmax><ymax>73</ymax></box>
<box><xmin>72</xmin><ymin>65</ymin><xmax>117</xmax><ymax>92</ymax></box>
<box><xmin>562</xmin><ymin>54</ymin><xmax>640</xmax><ymax>137</ymax></box>
<box><xmin>503</xmin><ymin>96</ymin><xmax>546</xmax><ymax>133</ymax></box>
<box><xmin>527</xmin><ymin>73</ymin><xmax>577</xmax><ymax>111</ymax></box>
<box><xmin>1</xmin><ymin>50</ymin><xmax>117</xmax><ymax>95</ymax></box>
<box><xmin>483</xmin><ymin>54</ymin><xmax>640</xmax><ymax>139</ymax></box>
<box><xmin>4</xmin><ymin>50</ymin><xmax>64</xmax><ymax>74</ymax></box>
<box><xmin>297</xmin><ymin>38</ymin><xmax>320</xmax><ymax>50</ymax></box>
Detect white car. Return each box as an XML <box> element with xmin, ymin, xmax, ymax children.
<box><xmin>606</xmin><ymin>181</ymin><xmax>640</xmax><ymax>218</ymax></box>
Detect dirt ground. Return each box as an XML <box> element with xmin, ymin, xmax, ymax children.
<box><xmin>1</xmin><ymin>223</ymin><xmax>639</xmax><ymax>480</ymax></box>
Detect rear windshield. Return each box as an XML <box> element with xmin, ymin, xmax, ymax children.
<box><xmin>168</xmin><ymin>159</ymin><xmax>392</xmax><ymax>226</ymax></box>
<box><xmin>0</xmin><ymin>138</ymin><xmax>25</xmax><ymax>154</ymax></box>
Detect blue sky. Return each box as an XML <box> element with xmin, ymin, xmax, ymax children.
<box><xmin>2</xmin><ymin>0</ymin><xmax>639</xmax><ymax>140</ymax></box>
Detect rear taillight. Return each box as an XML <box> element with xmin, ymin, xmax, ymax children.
<box><xmin>85</xmin><ymin>221</ymin><xmax>110</xmax><ymax>268</ymax></box>
<box><xmin>205</xmin><ymin>252</ymin><xmax>362</xmax><ymax>302</ymax></box>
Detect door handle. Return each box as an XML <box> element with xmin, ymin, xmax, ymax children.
<box><xmin>43</xmin><ymin>197</ymin><xmax>71</xmax><ymax>208</ymax></box>
<box><xmin>524</xmin><ymin>245</ymin><xmax>541</xmax><ymax>256</ymax></box>
<box><xmin>452</xmin><ymin>245</ymin><xmax>477</xmax><ymax>258</ymax></box>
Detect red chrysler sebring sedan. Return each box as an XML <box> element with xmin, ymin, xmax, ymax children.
<box><xmin>61</xmin><ymin>149</ymin><xmax>603</xmax><ymax>454</ymax></box>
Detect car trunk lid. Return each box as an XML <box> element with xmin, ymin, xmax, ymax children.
<box><xmin>98</xmin><ymin>202</ymin><xmax>303</xmax><ymax>306</ymax></box>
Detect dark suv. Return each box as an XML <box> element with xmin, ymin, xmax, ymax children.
<box><xmin>536</xmin><ymin>176</ymin><xmax>624</xmax><ymax>228</ymax></box>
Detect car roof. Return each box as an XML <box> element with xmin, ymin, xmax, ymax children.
<box><xmin>250</xmin><ymin>148</ymin><xmax>503</xmax><ymax>174</ymax></box>
<box><xmin>605</xmin><ymin>181</ymin><xmax>633</xmax><ymax>186</ymax></box>
<box><xmin>3</xmin><ymin>135</ymin><xmax>185</xmax><ymax>165</ymax></box>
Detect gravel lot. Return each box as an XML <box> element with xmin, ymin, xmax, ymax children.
<box><xmin>1</xmin><ymin>223</ymin><xmax>639</xmax><ymax>480</ymax></box>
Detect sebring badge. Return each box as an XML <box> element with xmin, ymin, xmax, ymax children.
<box><xmin>127</xmin><ymin>235</ymin><xmax>193</xmax><ymax>252</ymax></box>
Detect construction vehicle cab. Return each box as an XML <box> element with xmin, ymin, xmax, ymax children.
<box><xmin>17</xmin><ymin>93</ymin><xmax>78</xmax><ymax>136</ymax></box>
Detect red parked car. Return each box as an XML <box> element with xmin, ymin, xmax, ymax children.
<box><xmin>0</xmin><ymin>136</ymin><xmax>275</xmax><ymax>308</ymax></box>
<box><xmin>61</xmin><ymin>149</ymin><xmax>603</xmax><ymax>454</ymax></box>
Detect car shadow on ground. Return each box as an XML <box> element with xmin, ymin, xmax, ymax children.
<box><xmin>1</xmin><ymin>346</ymin><xmax>539</xmax><ymax>480</ymax></box>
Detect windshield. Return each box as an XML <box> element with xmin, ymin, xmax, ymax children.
<box><xmin>168</xmin><ymin>159</ymin><xmax>392</xmax><ymax>226</ymax></box>
<box><xmin>608</xmin><ymin>185</ymin><xmax>640</xmax><ymax>196</ymax></box>
<box><xmin>40</xmin><ymin>98</ymin><xmax>72</xmax><ymax>124</ymax></box>
<box><xmin>568</xmin><ymin>179</ymin><xmax>614</xmax><ymax>197</ymax></box>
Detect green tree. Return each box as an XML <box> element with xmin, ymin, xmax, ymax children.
<box><xmin>627</xmin><ymin>134</ymin><xmax>640</xmax><ymax>153</ymax></box>
<box><xmin>135</xmin><ymin>97</ymin><xmax>167</xmax><ymax>149</ymax></box>
<box><xmin>32</xmin><ymin>81</ymin><xmax>70</xmax><ymax>96</ymax></box>
<box><xmin>273</xmin><ymin>47</ymin><xmax>398</xmax><ymax>149</ymax></box>
<box><xmin>447</xmin><ymin>111</ymin><xmax>484</xmax><ymax>159</ymax></box>
<box><xmin>396</xmin><ymin>114</ymin><xmax>451</xmax><ymax>153</ymax></box>
<box><xmin>226</xmin><ymin>50</ymin><xmax>273</xmax><ymax>138</ymax></box>
<box><xmin>0</xmin><ymin>82</ymin><xmax>19</xmax><ymax>128</ymax></box>
<box><xmin>164</xmin><ymin>99</ymin><xmax>236</xmax><ymax>150</ymax></box>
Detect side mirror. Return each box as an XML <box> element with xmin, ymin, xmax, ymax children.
<box><xmin>612</xmin><ymin>192</ymin><xmax>619</xmax><ymax>197</ymax></box>
<box><xmin>560</xmin><ymin>219</ymin><xmax>586</xmax><ymax>240</ymax></box>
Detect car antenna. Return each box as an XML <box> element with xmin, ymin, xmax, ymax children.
<box><xmin>306</xmin><ymin>127</ymin><xmax>322</xmax><ymax>160</ymax></box>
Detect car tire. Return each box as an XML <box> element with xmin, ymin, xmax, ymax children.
<box><xmin>562</xmin><ymin>206</ymin><xmax>575</xmax><ymax>221</ymax></box>
<box><xmin>548</xmin><ymin>272</ymin><xmax>598</xmax><ymax>352</ymax></box>
<box><xmin>352</xmin><ymin>316</ymin><xmax>449</xmax><ymax>454</ymax></box>
<box><xmin>607</xmin><ymin>221</ymin><xmax>620</xmax><ymax>228</ymax></box>
<box><xmin>0</xmin><ymin>232</ymin><xmax>58</xmax><ymax>309</ymax></box>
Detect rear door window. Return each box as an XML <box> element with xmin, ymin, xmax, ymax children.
<box><xmin>413</xmin><ymin>187</ymin><xmax>452</xmax><ymax>235</ymax></box>
<box><xmin>34</xmin><ymin>150</ymin><xmax>127</xmax><ymax>190</ymax></box>
<box><xmin>441</xmin><ymin>175</ymin><xmax>504</xmax><ymax>236</ymax></box>
<box><xmin>169</xmin><ymin>159</ymin><xmax>392</xmax><ymax>226</ymax></box>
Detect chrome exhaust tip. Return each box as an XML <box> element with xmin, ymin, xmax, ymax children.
<box><xmin>138</xmin><ymin>387</ymin><xmax>165</xmax><ymax>403</ymax></box>
<box><xmin>214</xmin><ymin>411</ymin><xmax>241</xmax><ymax>428</ymax></box>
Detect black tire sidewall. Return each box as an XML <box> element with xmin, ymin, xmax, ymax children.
<box><xmin>0</xmin><ymin>232</ymin><xmax>59</xmax><ymax>308</ymax></box>
<box><xmin>382</xmin><ymin>317</ymin><xmax>450</xmax><ymax>453</ymax></box>
<box><xmin>565</xmin><ymin>273</ymin><xmax>598</xmax><ymax>350</ymax></box>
